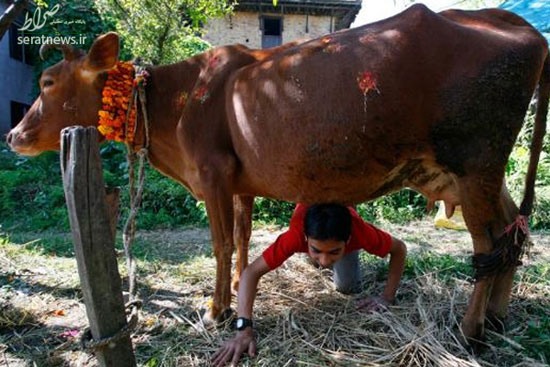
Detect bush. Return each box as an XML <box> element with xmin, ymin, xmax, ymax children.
<box><xmin>0</xmin><ymin>147</ymin><xmax>68</xmax><ymax>230</ymax></box>
<box><xmin>506</xmin><ymin>109</ymin><xmax>550</xmax><ymax>230</ymax></box>
<box><xmin>99</xmin><ymin>142</ymin><xmax>209</xmax><ymax>228</ymax></box>
<box><xmin>0</xmin><ymin>142</ymin><xmax>207</xmax><ymax>231</ymax></box>
<box><xmin>357</xmin><ymin>190</ymin><xmax>427</xmax><ymax>224</ymax></box>
<box><xmin>251</xmin><ymin>189</ymin><xmax>426</xmax><ymax>227</ymax></box>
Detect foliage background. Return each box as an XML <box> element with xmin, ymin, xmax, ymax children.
<box><xmin>93</xmin><ymin>0</ymin><xmax>231</xmax><ymax>65</ymax></box>
<box><xmin>25</xmin><ymin>0</ymin><xmax>232</xmax><ymax>99</ymax></box>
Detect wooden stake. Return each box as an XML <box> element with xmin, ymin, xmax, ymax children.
<box><xmin>60</xmin><ymin>126</ymin><xmax>136</xmax><ymax>367</ymax></box>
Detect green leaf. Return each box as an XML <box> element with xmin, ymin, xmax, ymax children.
<box><xmin>94</xmin><ymin>0</ymin><xmax>232</xmax><ymax>65</ymax></box>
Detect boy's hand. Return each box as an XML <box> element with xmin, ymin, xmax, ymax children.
<box><xmin>212</xmin><ymin>328</ymin><xmax>256</xmax><ymax>367</ymax></box>
<box><xmin>356</xmin><ymin>295</ymin><xmax>393</xmax><ymax>313</ymax></box>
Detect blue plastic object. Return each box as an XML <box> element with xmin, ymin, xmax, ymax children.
<box><xmin>499</xmin><ymin>0</ymin><xmax>550</xmax><ymax>42</ymax></box>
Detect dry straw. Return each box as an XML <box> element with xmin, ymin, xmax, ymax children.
<box><xmin>147</xmin><ymin>252</ymin><xmax>548</xmax><ymax>367</ymax></box>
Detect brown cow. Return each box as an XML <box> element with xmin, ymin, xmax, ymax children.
<box><xmin>6</xmin><ymin>4</ymin><xmax>549</xmax><ymax>341</ymax></box>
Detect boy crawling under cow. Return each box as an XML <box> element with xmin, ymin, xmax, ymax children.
<box><xmin>212</xmin><ymin>203</ymin><xmax>407</xmax><ymax>367</ymax></box>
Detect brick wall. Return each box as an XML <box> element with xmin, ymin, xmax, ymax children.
<box><xmin>203</xmin><ymin>11</ymin><xmax>334</xmax><ymax>49</ymax></box>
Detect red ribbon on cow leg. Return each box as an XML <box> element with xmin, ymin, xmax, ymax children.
<box><xmin>472</xmin><ymin>214</ymin><xmax>532</xmax><ymax>281</ymax></box>
<box><xmin>506</xmin><ymin>214</ymin><xmax>533</xmax><ymax>266</ymax></box>
<box><xmin>504</xmin><ymin>214</ymin><xmax>529</xmax><ymax>241</ymax></box>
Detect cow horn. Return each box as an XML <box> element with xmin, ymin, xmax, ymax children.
<box><xmin>39</xmin><ymin>43</ymin><xmax>84</xmax><ymax>61</ymax></box>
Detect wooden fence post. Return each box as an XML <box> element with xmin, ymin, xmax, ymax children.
<box><xmin>105</xmin><ymin>187</ymin><xmax>121</xmax><ymax>240</ymax></box>
<box><xmin>60</xmin><ymin>126</ymin><xmax>136</xmax><ymax>367</ymax></box>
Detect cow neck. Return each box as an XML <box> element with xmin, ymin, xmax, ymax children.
<box><xmin>133</xmin><ymin>58</ymin><xmax>202</xmax><ymax>185</ymax></box>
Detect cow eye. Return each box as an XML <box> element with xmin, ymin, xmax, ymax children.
<box><xmin>43</xmin><ymin>79</ymin><xmax>54</xmax><ymax>87</ymax></box>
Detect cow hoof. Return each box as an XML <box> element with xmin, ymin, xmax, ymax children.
<box><xmin>485</xmin><ymin>312</ymin><xmax>506</xmax><ymax>333</ymax></box>
<box><xmin>461</xmin><ymin>320</ymin><xmax>485</xmax><ymax>345</ymax></box>
<box><xmin>217</xmin><ymin>308</ymin><xmax>235</xmax><ymax>323</ymax></box>
<box><xmin>203</xmin><ymin>307</ymin><xmax>234</xmax><ymax>327</ymax></box>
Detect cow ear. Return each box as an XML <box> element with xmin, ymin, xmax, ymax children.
<box><xmin>84</xmin><ymin>32</ymin><xmax>119</xmax><ymax>72</ymax></box>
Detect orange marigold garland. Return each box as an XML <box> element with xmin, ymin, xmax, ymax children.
<box><xmin>98</xmin><ymin>61</ymin><xmax>137</xmax><ymax>143</ymax></box>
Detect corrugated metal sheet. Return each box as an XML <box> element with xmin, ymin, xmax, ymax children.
<box><xmin>499</xmin><ymin>0</ymin><xmax>550</xmax><ymax>42</ymax></box>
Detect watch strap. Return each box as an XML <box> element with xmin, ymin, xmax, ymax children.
<box><xmin>236</xmin><ymin>317</ymin><xmax>253</xmax><ymax>330</ymax></box>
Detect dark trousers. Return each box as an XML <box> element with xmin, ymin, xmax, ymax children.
<box><xmin>333</xmin><ymin>250</ymin><xmax>361</xmax><ymax>294</ymax></box>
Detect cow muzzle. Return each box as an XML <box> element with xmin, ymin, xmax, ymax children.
<box><xmin>6</xmin><ymin>130</ymin><xmax>14</xmax><ymax>146</ymax></box>
<box><xmin>6</xmin><ymin>129</ymin><xmax>41</xmax><ymax>156</ymax></box>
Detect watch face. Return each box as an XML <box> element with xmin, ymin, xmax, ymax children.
<box><xmin>237</xmin><ymin>319</ymin><xmax>244</xmax><ymax>328</ymax></box>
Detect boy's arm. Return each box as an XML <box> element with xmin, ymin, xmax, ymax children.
<box><xmin>212</xmin><ymin>256</ymin><xmax>271</xmax><ymax>367</ymax></box>
<box><xmin>381</xmin><ymin>237</ymin><xmax>407</xmax><ymax>303</ymax></box>
<box><xmin>237</xmin><ymin>256</ymin><xmax>271</xmax><ymax>318</ymax></box>
<box><xmin>357</xmin><ymin>237</ymin><xmax>407</xmax><ymax>311</ymax></box>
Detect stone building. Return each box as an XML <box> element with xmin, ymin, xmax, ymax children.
<box><xmin>0</xmin><ymin>0</ymin><xmax>34</xmax><ymax>136</ymax></box>
<box><xmin>204</xmin><ymin>0</ymin><xmax>362</xmax><ymax>49</ymax></box>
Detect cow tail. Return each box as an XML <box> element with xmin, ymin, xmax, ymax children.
<box><xmin>519</xmin><ymin>53</ymin><xmax>550</xmax><ymax>217</ymax></box>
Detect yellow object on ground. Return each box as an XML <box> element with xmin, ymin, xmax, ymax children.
<box><xmin>434</xmin><ymin>202</ymin><xmax>467</xmax><ymax>230</ymax></box>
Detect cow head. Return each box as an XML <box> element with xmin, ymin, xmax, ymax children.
<box><xmin>6</xmin><ymin>33</ymin><xmax>120</xmax><ymax>156</ymax></box>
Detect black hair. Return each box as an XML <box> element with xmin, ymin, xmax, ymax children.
<box><xmin>304</xmin><ymin>203</ymin><xmax>351</xmax><ymax>242</ymax></box>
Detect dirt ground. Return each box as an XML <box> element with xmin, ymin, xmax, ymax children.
<box><xmin>1</xmin><ymin>219</ymin><xmax>549</xmax><ymax>367</ymax></box>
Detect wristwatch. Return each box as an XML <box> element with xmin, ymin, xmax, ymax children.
<box><xmin>236</xmin><ymin>317</ymin><xmax>253</xmax><ymax>331</ymax></box>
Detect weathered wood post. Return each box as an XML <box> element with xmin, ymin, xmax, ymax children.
<box><xmin>60</xmin><ymin>126</ymin><xmax>136</xmax><ymax>367</ymax></box>
<box><xmin>105</xmin><ymin>187</ymin><xmax>121</xmax><ymax>240</ymax></box>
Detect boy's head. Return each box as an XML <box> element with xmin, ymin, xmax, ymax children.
<box><xmin>304</xmin><ymin>203</ymin><xmax>351</xmax><ymax>268</ymax></box>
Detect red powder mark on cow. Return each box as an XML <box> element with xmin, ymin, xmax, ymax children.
<box><xmin>194</xmin><ymin>86</ymin><xmax>210</xmax><ymax>104</ymax></box>
<box><xmin>321</xmin><ymin>36</ymin><xmax>345</xmax><ymax>54</ymax></box>
<box><xmin>320</xmin><ymin>36</ymin><xmax>344</xmax><ymax>54</ymax></box>
<box><xmin>208</xmin><ymin>56</ymin><xmax>219</xmax><ymax>69</ymax></box>
<box><xmin>324</xmin><ymin>43</ymin><xmax>345</xmax><ymax>54</ymax></box>
<box><xmin>357</xmin><ymin>71</ymin><xmax>380</xmax><ymax>113</ymax></box>
<box><xmin>359</xmin><ymin>34</ymin><xmax>375</xmax><ymax>45</ymax></box>
<box><xmin>357</xmin><ymin>71</ymin><xmax>378</xmax><ymax>95</ymax></box>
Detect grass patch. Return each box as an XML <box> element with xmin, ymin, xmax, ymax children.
<box><xmin>0</xmin><ymin>304</ymin><xmax>38</xmax><ymax>331</ymax></box>
<box><xmin>520</xmin><ymin>262</ymin><xmax>550</xmax><ymax>285</ymax></box>
<box><xmin>513</xmin><ymin>314</ymin><xmax>550</xmax><ymax>362</ymax></box>
<box><xmin>403</xmin><ymin>252</ymin><xmax>473</xmax><ymax>283</ymax></box>
<box><xmin>0</xmin><ymin>228</ymin><xmax>213</xmax><ymax>264</ymax></box>
<box><xmin>360</xmin><ymin>251</ymin><xmax>474</xmax><ymax>285</ymax></box>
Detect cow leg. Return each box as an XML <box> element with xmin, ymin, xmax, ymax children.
<box><xmin>200</xmin><ymin>158</ymin><xmax>237</xmax><ymax>324</ymax></box>
<box><xmin>486</xmin><ymin>183</ymin><xmax>519</xmax><ymax>328</ymax></box>
<box><xmin>232</xmin><ymin>195</ymin><xmax>254</xmax><ymax>292</ymax></box>
<box><xmin>486</xmin><ymin>269</ymin><xmax>514</xmax><ymax>331</ymax></box>
<box><xmin>458</xmin><ymin>175</ymin><xmax>509</xmax><ymax>341</ymax></box>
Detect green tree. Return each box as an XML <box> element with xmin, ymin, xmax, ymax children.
<box><xmin>94</xmin><ymin>0</ymin><xmax>233</xmax><ymax>65</ymax></box>
<box><xmin>22</xmin><ymin>0</ymin><xmax>117</xmax><ymax>98</ymax></box>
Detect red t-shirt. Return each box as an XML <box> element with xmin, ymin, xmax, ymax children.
<box><xmin>262</xmin><ymin>204</ymin><xmax>393</xmax><ymax>270</ymax></box>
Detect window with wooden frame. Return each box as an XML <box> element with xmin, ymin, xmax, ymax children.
<box><xmin>260</xmin><ymin>16</ymin><xmax>283</xmax><ymax>49</ymax></box>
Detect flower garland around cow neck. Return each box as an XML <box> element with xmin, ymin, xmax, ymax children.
<box><xmin>97</xmin><ymin>61</ymin><xmax>148</xmax><ymax>143</ymax></box>
<box><xmin>98</xmin><ymin>60</ymin><xmax>150</xmax><ymax>305</ymax></box>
